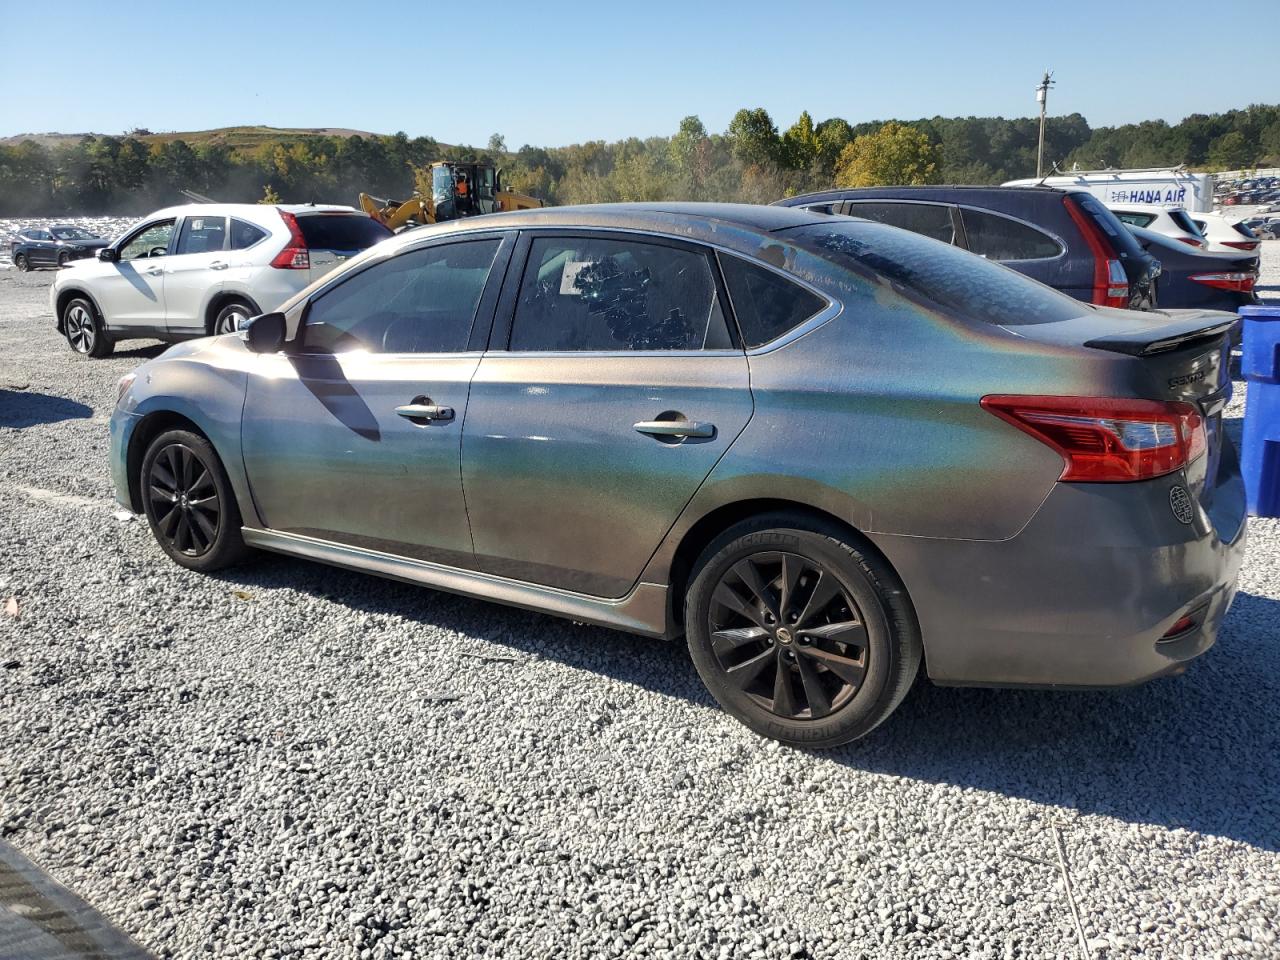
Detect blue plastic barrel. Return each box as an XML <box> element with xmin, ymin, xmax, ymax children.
<box><xmin>1240</xmin><ymin>304</ymin><xmax>1280</xmax><ymax>517</ymax></box>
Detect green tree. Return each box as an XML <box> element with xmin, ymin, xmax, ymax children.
<box><xmin>1208</xmin><ymin>131</ymin><xmax>1253</xmax><ymax>170</ymax></box>
<box><xmin>780</xmin><ymin>111</ymin><xmax>819</xmax><ymax>171</ymax></box>
<box><xmin>487</xmin><ymin>133</ymin><xmax>507</xmax><ymax>154</ymax></box>
<box><xmin>834</xmin><ymin>122</ymin><xmax>941</xmax><ymax>187</ymax></box>
<box><xmin>727</xmin><ymin>108</ymin><xmax>780</xmax><ymax>168</ymax></box>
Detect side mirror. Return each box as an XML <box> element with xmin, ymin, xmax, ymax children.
<box><xmin>242</xmin><ymin>312</ymin><xmax>286</xmax><ymax>353</ymax></box>
<box><xmin>98</xmin><ymin>247</ymin><xmax>119</xmax><ymax>262</ymax></box>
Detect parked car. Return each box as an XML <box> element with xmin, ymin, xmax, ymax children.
<box><xmin>1107</xmin><ymin>204</ymin><xmax>1207</xmax><ymax>249</ymax></box>
<box><xmin>1188</xmin><ymin>211</ymin><xmax>1260</xmax><ymax>253</ymax></box>
<box><xmin>10</xmin><ymin>224</ymin><xmax>109</xmax><ymax>270</ymax></box>
<box><xmin>50</xmin><ymin>203</ymin><xmax>392</xmax><ymax>357</ymax></box>
<box><xmin>775</xmin><ymin>186</ymin><xmax>1160</xmax><ymax>310</ymax></box>
<box><xmin>109</xmin><ymin>203</ymin><xmax>1245</xmax><ymax>747</ymax></box>
<box><xmin>1126</xmin><ymin>224</ymin><xmax>1260</xmax><ymax>312</ymax></box>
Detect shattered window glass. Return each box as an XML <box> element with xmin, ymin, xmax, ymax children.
<box><xmin>510</xmin><ymin>236</ymin><xmax>731</xmax><ymax>351</ymax></box>
<box><xmin>781</xmin><ymin>221</ymin><xmax>1087</xmax><ymax>326</ymax></box>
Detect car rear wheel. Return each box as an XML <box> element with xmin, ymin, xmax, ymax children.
<box><xmin>63</xmin><ymin>297</ymin><xmax>113</xmax><ymax>358</ymax></box>
<box><xmin>14</xmin><ymin>253</ymin><xmax>29</xmax><ymax>272</ymax></box>
<box><xmin>212</xmin><ymin>299</ymin><xmax>253</xmax><ymax>336</ymax></box>
<box><xmin>141</xmin><ymin>429</ymin><xmax>251</xmax><ymax>572</ymax></box>
<box><xmin>685</xmin><ymin>514</ymin><xmax>921</xmax><ymax>748</ymax></box>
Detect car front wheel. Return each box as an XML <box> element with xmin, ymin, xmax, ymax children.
<box><xmin>57</xmin><ymin>250</ymin><xmax>70</xmax><ymax>267</ymax></box>
<box><xmin>63</xmin><ymin>297</ymin><xmax>113</xmax><ymax>358</ymax></box>
<box><xmin>140</xmin><ymin>429</ymin><xmax>251</xmax><ymax>572</ymax></box>
<box><xmin>684</xmin><ymin>514</ymin><xmax>921</xmax><ymax>748</ymax></box>
<box><xmin>14</xmin><ymin>253</ymin><xmax>29</xmax><ymax>272</ymax></box>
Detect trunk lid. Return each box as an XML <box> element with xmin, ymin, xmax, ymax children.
<box><xmin>1003</xmin><ymin>308</ymin><xmax>1237</xmax><ymax>502</ymax></box>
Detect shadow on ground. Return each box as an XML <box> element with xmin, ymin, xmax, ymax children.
<box><xmin>0</xmin><ymin>390</ymin><xmax>92</xmax><ymax>429</ymax></box>
<box><xmin>217</xmin><ymin>554</ymin><xmax>1280</xmax><ymax>852</ymax></box>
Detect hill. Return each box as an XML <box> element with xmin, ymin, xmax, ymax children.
<box><xmin>0</xmin><ymin>126</ymin><xmax>384</xmax><ymax>149</ymax></box>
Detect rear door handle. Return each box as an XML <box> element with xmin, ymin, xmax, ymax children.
<box><xmin>144</xmin><ymin>267</ymin><xmax>163</xmax><ymax>276</ymax></box>
<box><xmin>209</xmin><ymin>260</ymin><xmax>228</xmax><ymax>270</ymax></box>
<box><xmin>634</xmin><ymin>419</ymin><xmax>715</xmax><ymax>439</ymax></box>
<box><xmin>396</xmin><ymin>403</ymin><xmax>455</xmax><ymax>423</ymax></box>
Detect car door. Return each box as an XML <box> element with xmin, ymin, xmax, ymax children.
<box><xmin>28</xmin><ymin>229</ymin><xmax>56</xmax><ymax>265</ymax></box>
<box><xmin>95</xmin><ymin>219</ymin><xmax>176</xmax><ymax>330</ymax></box>
<box><xmin>162</xmin><ymin>214</ymin><xmax>229</xmax><ymax>335</ymax></box>
<box><xmin>462</xmin><ymin>231</ymin><xmax>754</xmax><ymax>599</ymax></box>
<box><xmin>240</xmin><ymin>233</ymin><xmax>513</xmax><ymax>566</ymax></box>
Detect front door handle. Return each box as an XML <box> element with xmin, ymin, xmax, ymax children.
<box><xmin>634</xmin><ymin>419</ymin><xmax>715</xmax><ymax>439</ymax></box>
<box><xmin>209</xmin><ymin>260</ymin><xmax>228</xmax><ymax>270</ymax></box>
<box><xmin>396</xmin><ymin>403</ymin><xmax>455</xmax><ymax>423</ymax></box>
<box><xmin>144</xmin><ymin>267</ymin><xmax>163</xmax><ymax>276</ymax></box>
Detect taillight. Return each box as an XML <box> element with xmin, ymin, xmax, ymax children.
<box><xmin>981</xmin><ymin>395</ymin><xmax>1206</xmax><ymax>482</ymax></box>
<box><xmin>1063</xmin><ymin>197</ymin><xmax>1129</xmax><ymax>307</ymax></box>
<box><xmin>1220</xmin><ymin>239</ymin><xmax>1259</xmax><ymax>251</ymax></box>
<box><xmin>270</xmin><ymin>210</ymin><xmax>310</xmax><ymax>270</ymax></box>
<box><xmin>1176</xmin><ymin>236</ymin><xmax>1206</xmax><ymax>248</ymax></box>
<box><xmin>1188</xmin><ymin>272</ymin><xmax>1256</xmax><ymax>293</ymax></box>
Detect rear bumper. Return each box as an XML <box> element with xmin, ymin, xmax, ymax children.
<box><xmin>872</xmin><ymin>448</ymin><xmax>1247</xmax><ymax>688</ymax></box>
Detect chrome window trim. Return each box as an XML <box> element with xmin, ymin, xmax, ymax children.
<box><xmin>481</xmin><ymin>224</ymin><xmax>839</xmax><ymax>357</ymax></box>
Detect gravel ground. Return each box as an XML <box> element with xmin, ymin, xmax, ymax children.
<box><xmin>1</xmin><ymin>252</ymin><xmax>1279</xmax><ymax>960</ymax></box>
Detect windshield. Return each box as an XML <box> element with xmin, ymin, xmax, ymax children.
<box><xmin>782</xmin><ymin>219</ymin><xmax>1089</xmax><ymax>326</ymax></box>
<box><xmin>50</xmin><ymin>227</ymin><xmax>97</xmax><ymax>240</ymax></box>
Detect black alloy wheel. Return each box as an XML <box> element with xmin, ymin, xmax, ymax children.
<box><xmin>708</xmin><ymin>551</ymin><xmax>868</xmax><ymax>720</ymax></box>
<box><xmin>146</xmin><ymin>442</ymin><xmax>222</xmax><ymax>558</ymax></box>
<box><xmin>14</xmin><ymin>253</ymin><xmax>29</xmax><ymax>271</ymax></box>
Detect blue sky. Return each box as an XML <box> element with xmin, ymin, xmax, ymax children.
<box><xmin>1</xmin><ymin>0</ymin><xmax>1272</xmax><ymax>146</ymax></box>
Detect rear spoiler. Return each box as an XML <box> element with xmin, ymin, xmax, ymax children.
<box><xmin>1083</xmin><ymin>314</ymin><xmax>1240</xmax><ymax>357</ymax></box>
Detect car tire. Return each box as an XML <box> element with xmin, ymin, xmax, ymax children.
<box><xmin>212</xmin><ymin>299</ymin><xmax>253</xmax><ymax>336</ymax></box>
<box><xmin>62</xmin><ymin>297</ymin><xmax>113</xmax><ymax>358</ymax></box>
<box><xmin>56</xmin><ymin>250</ymin><xmax>70</xmax><ymax>267</ymax></box>
<box><xmin>140</xmin><ymin>429</ymin><xmax>251</xmax><ymax>572</ymax></box>
<box><xmin>684</xmin><ymin>513</ymin><xmax>921</xmax><ymax>748</ymax></box>
<box><xmin>14</xmin><ymin>253</ymin><xmax>29</xmax><ymax>272</ymax></box>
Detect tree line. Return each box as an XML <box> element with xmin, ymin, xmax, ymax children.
<box><xmin>1</xmin><ymin>104</ymin><xmax>1277</xmax><ymax>216</ymax></box>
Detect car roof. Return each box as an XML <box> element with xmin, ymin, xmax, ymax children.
<box><xmin>775</xmin><ymin>185</ymin><xmax>1075</xmax><ymax>207</ymax></box>
<box><xmin>143</xmin><ymin>202</ymin><xmax>360</xmax><ymax>220</ymax></box>
<box><xmin>385</xmin><ymin>202</ymin><xmax>830</xmax><ymax>254</ymax></box>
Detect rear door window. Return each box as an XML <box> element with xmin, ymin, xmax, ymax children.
<box><xmin>508</xmin><ymin>236</ymin><xmax>732</xmax><ymax>352</ymax></box>
<box><xmin>719</xmin><ymin>254</ymin><xmax>828</xmax><ymax>348</ymax></box>
<box><xmin>175</xmin><ymin>215</ymin><xmax>227</xmax><ymax>254</ymax></box>
<box><xmin>844</xmin><ymin>201</ymin><xmax>956</xmax><ymax>244</ymax></box>
<box><xmin>295</xmin><ymin>214</ymin><xmax>392</xmax><ymax>253</ymax></box>
<box><xmin>959</xmin><ymin>209</ymin><xmax>1063</xmax><ymax>261</ymax></box>
<box><xmin>229</xmin><ymin>219</ymin><xmax>268</xmax><ymax>250</ymax></box>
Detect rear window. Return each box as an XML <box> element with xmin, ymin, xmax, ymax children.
<box><xmin>959</xmin><ymin>209</ymin><xmax>1062</xmax><ymax>260</ymax></box>
<box><xmin>295</xmin><ymin>214</ymin><xmax>392</xmax><ymax>252</ymax></box>
<box><xmin>1112</xmin><ymin>211</ymin><xmax>1157</xmax><ymax>228</ymax></box>
<box><xmin>782</xmin><ymin>220</ymin><xmax>1087</xmax><ymax>327</ymax></box>
<box><xmin>1073</xmin><ymin>197</ymin><xmax>1147</xmax><ymax>259</ymax></box>
<box><xmin>719</xmin><ymin>254</ymin><xmax>828</xmax><ymax>348</ymax></box>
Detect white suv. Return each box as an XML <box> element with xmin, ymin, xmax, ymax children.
<box><xmin>50</xmin><ymin>203</ymin><xmax>391</xmax><ymax>357</ymax></box>
<box><xmin>1106</xmin><ymin>204</ymin><xmax>1207</xmax><ymax>251</ymax></box>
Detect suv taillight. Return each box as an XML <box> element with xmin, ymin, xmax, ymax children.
<box><xmin>1220</xmin><ymin>239</ymin><xmax>1259</xmax><ymax>251</ymax></box>
<box><xmin>270</xmin><ymin>210</ymin><xmax>310</xmax><ymax>270</ymax></box>
<box><xmin>1064</xmin><ymin>196</ymin><xmax>1129</xmax><ymax>308</ymax></box>
<box><xmin>981</xmin><ymin>395</ymin><xmax>1206</xmax><ymax>482</ymax></box>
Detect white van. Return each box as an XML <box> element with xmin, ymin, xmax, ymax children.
<box><xmin>1004</xmin><ymin>168</ymin><xmax>1214</xmax><ymax>213</ymax></box>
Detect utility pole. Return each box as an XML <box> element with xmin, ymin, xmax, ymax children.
<box><xmin>1036</xmin><ymin>71</ymin><xmax>1055</xmax><ymax>178</ymax></box>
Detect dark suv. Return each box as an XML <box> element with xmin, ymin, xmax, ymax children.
<box><xmin>775</xmin><ymin>186</ymin><xmax>1160</xmax><ymax>311</ymax></box>
<box><xmin>10</xmin><ymin>224</ymin><xmax>110</xmax><ymax>270</ymax></box>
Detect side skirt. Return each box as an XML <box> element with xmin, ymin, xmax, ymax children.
<box><xmin>240</xmin><ymin>527</ymin><xmax>672</xmax><ymax>638</ymax></box>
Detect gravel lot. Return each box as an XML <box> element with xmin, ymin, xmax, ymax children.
<box><xmin>1</xmin><ymin>250</ymin><xmax>1279</xmax><ymax>960</ymax></box>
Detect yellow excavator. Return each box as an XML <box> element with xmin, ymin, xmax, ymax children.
<box><xmin>359</xmin><ymin>161</ymin><xmax>543</xmax><ymax>231</ymax></box>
